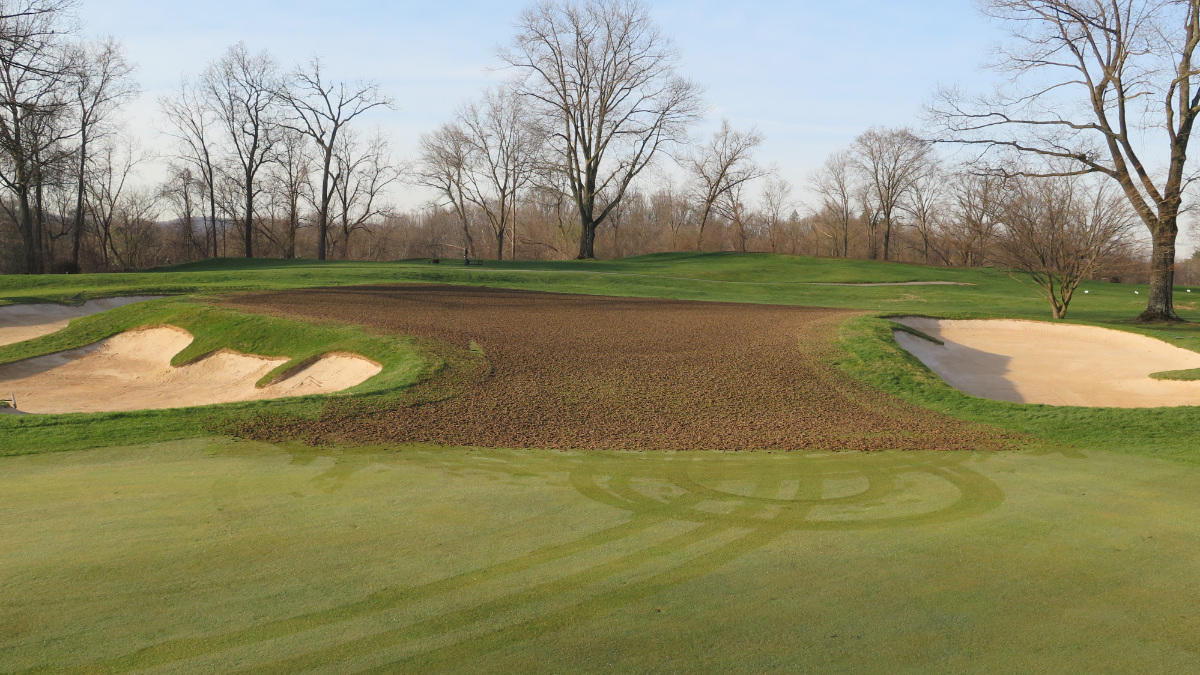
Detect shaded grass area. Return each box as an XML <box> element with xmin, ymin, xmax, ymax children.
<box><xmin>0</xmin><ymin>299</ymin><xmax>430</xmax><ymax>456</ymax></box>
<box><xmin>2</xmin><ymin>440</ymin><xmax>1198</xmax><ymax>671</ymax></box>
<box><xmin>835</xmin><ymin>316</ymin><xmax>1200</xmax><ymax>463</ymax></box>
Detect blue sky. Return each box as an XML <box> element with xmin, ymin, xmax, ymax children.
<box><xmin>77</xmin><ymin>1</ymin><xmax>1005</xmax><ymax>207</ymax></box>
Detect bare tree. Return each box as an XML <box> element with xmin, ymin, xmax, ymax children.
<box><xmin>502</xmin><ymin>0</ymin><xmax>702</xmax><ymax>258</ymax></box>
<box><xmin>761</xmin><ymin>175</ymin><xmax>794</xmax><ymax>254</ymax></box>
<box><xmin>331</xmin><ymin>131</ymin><xmax>398</xmax><ymax>258</ymax></box>
<box><xmin>851</xmin><ymin>126</ymin><xmax>930</xmax><ymax>261</ymax></box>
<box><xmin>687</xmin><ymin>119</ymin><xmax>764</xmax><ymax>250</ymax></box>
<box><xmin>65</xmin><ymin>37</ymin><xmax>134</xmax><ymax>271</ymax></box>
<box><xmin>996</xmin><ymin>174</ymin><xmax>1137</xmax><ymax>318</ymax></box>
<box><xmin>158</xmin><ymin>163</ymin><xmax>201</xmax><ymax>258</ymax></box>
<box><xmin>900</xmin><ymin>159</ymin><xmax>945</xmax><ymax>264</ymax></box>
<box><xmin>717</xmin><ymin>175</ymin><xmax>755</xmax><ymax>252</ymax></box>
<box><xmin>456</xmin><ymin>86</ymin><xmax>543</xmax><ymax>260</ymax></box>
<box><xmin>280</xmin><ymin>57</ymin><xmax>390</xmax><ymax>260</ymax></box>
<box><xmin>649</xmin><ymin>181</ymin><xmax>691</xmax><ymax>250</ymax></box>
<box><xmin>811</xmin><ymin>151</ymin><xmax>855</xmax><ymax>257</ymax></box>
<box><xmin>0</xmin><ymin>0</ymin><xmax>75</xmax><ymax>273</ymax></box>
<box><xmin>946</xmin><ymin>170</ymin><xmax>1003</xmax><ymax>266</ymax></box>
<box><xmin>84</xmin><ymin>137</ymin><xmax>142</xmax><ymax>269</ymax></box>
<box><xmin>203</xmin><ymin>42</ymin><xmax>280</xmax><ymax>259</ymax></box>
<box><xmin>932</xmin><ymin>0</ymin><xmax>1200</xmax><ymax>321</ymax></box>
<box><xmin>416</xmin><ymin>122</ymin><xmax>476</xmax><ymax>260</ymax></box>
<box><xmin>160</xmin><ymin>77</ymin><xmax>220</xmax><ymax>258</ymax></box>
<box><xmin>268</xmin><ymin>125</ymin><xmax>311</xmax><ymax>258</ymax></box>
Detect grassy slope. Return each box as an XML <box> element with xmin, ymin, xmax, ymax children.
<box><xmin>4</xmin><ymin>256</ymin><xmax>1200</xmax><ymax>670</ymax></box>
<box><xmin>2</xmin><ymin>440</ymin><xmax>1197</xmax><ymax>671</ymax></box>
<box><xmin>3</xmin><ymin>252</ymin><xmax>1197</xmax><ymax>459</ymax></box>
<box><xmin>0</xmin><ymin>298</ymin><xmax>430</xmax><ymax>455</ymax></box>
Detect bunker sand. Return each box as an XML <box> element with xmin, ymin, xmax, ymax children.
<box><xmin>0</xmin><ymin>296</ymin><xmax>161</xmax><ymax>347</ymax></box>
<box><xmin>893</xmin><ymin>317</ymin><xmax>1200</xmax><ymax>407</ymax></box>
<box><xmin>0</xmin><ymin>326</ymin><xmax>381</xmax><ymax>414</ymax></box>
<box><xmin>227</xmin><ymin>285</ymin><xmax>1007</xmax><ymax>451</ymax></box>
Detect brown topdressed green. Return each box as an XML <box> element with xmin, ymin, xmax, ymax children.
<box><xmin>226</xmin><ymin>285</ymin><xmax>1007</xmax><ymax>451</ymax></box>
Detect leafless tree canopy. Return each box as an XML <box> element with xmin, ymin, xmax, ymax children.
<box><xmin>687</xmin><ymin>120</ymin><xmax>765</xmax><ymax>251</ymax></box>
<box><xmin>279</xmin><ymin>58</ymin><xmax>391</xmax><ymax>260</ymax></box>
<box><xmin>502</xmin><ymin>0</ymin><xmax>702</xmax><ymax>258</ymax></box>
<box><xmin>995</xmin><ymin>174</ymin><xmax>1137</xmax><ymax>318</ymax></box>
<box><xmin>0</xmin><ymin>0</ymin><xmax>1166</xmax><ymax>295</ymax></box>
<box><xmin>203</xmin><ymin>42</ymin><xmax>280</xmax><ymax>259</ymax></box>
<box><xmin>851</xmin><ymin>127</ymin><xmax>931</xmax><ymax>261</ymax></box>
<box><xmin>931</xmin><ymin>0</ymin><xmax>1200</xmax><ymax>321</ymax></box>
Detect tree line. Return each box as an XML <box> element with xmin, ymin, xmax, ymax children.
<box><xmin>1</xmin><ymin>0</ymin><xmax>1197</xmax><ymax>321</ymax></box>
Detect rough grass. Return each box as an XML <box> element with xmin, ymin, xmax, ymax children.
<box><xmin>835</xmin><ymin>315</ymin><xmax>1200</xmax><ymax>463</ymax></box>
<box><xmin>4</xmin><ymin>256</ymin><xmax>1200</xmax><ymax>670</ymax></box>
<box><xmin>2</xmin><ymin>439</ymin><xmax>1198</xmax><ymax>671</ymax></box>
<box><xmin>0</xmin><ymin>298</ymin><xmax>430</xmax><ymax>456</ymax></box>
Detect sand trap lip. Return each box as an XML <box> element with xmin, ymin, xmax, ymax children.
<box><xmin>0</xmin><ymin>297</ymin><xmax>163</xmax><ymax>347</ymax></box>
<box><xmin>0</xmin><ymin>326</ymin><xmax>382</xmax><ymax>414</ymax></box>
<box><xmin>892</xmin><ymin>316</ymin><xmax>1200</xmax><ymax>408</ymax></box>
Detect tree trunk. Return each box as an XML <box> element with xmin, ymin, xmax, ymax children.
<box><xmin>34</xmin><ymin>177</ymin><xmax>47</xmax><ymax>270</ymax></box>
<box><xmin>882</xmin><ymin>215</ymin><xmax>892</xmax><ymax>261</ymax></box>
<box><xmin>317</xmin><ymin>159</ymin><xmax>331</xmax><ymax>261</ymax></box>
<box><xmin>577</xmin><ymin>216</ymin><xmax>597</xmax><ymax>259</ymax></box>
<box><xmin>1138</xmin><ymin>224</ymin><xmax>1180</xmax><ymax>322</ymax></box>
<box><xmin>71</xmin><ymin>133</ymin><xmax>88</xmax><ymax>271</ymax></box>
<box><xmin>496</xmin><ymin>229</ymin><xmax>505</xmax><ymax>261</ymax></box>
<box><xmin>17</xmin><ymin>186</ymin><xmax>41</xmax><ymax>274</ymax></box>
<box><xmin>286</xmin><ymin>200</ymin><xmax>297</xmax><ymax>259</ymax></box>
<box><xmin>243</xmin><ymin>180</ymin><xmax>254</xmax><ymax>259</ymax></box>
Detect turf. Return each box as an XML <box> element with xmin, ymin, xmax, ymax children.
<box><xmin>2</xmin><ymin>439</ymin><xmax>1198</xmax><ymax>671</ymax></box>
<box><xmin>0</xmin><ymin>298</ymin><xmax>429</xmax><ymax>456</ymax></box>
<box><xmin>835</xmin><ymin>316</ymin><xmax>1200</xmax><ymax>463</ymax></box>
<box><xmin>3</xmin><ymin>253</ymin><xmax>1200</xmax><ymax>670</ymax></box>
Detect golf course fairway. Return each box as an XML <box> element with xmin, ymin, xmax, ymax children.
<box><xmin>2</xmin><ymin>439</ymin><xmax>1197</xmax><ymax>672</ymax></box>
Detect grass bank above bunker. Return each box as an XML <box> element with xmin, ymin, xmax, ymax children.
<box><xmin>225</xmin><ymin>285</ymin><xmax>1009</xmax><ymax>451</ymax></box>
<box><xmin>0</xmin><ymin>298</ymin><xmax>429</xmax><ymax>455</ymax></box>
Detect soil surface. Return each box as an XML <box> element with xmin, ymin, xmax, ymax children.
<box><xmin>226</xmin><ymin>285</ymin><xmax>1007</xmax><ymax>451</ymax></box>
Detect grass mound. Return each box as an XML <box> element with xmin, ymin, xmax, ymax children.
<box><xmin>0</xmin><ymin>298</ymin><xmax>430</xmax><ymax>455</ymax></box>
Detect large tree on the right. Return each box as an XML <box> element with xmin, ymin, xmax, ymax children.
<box><xmin>933</xmin><ymin>0</ymin><xmax>1200</xmax><ymax>321</ymax></box>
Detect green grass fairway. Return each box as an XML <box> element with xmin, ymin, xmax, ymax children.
<box><xmin>3</xmin><ymin>253</ymin><xmax>1200</xmax><ymax>670</ymax></box>
<box><xmin>2</xmin><ymin>439</ymin><xmax>1197</xmax><ymax>671</ymax></box>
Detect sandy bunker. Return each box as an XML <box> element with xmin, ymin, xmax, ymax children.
<box><xmin>0</xmin><ymin>326</ymin><xmax>381</xmax><ymax>414</ymax></box>
<box><xmin>0</xmin><ymin>297</ymin><xmax>161</xmax><ymax>347</ymax></box>
<box><xmin>893</xmin><ymin>317</ymin><xmax>1200</xmax><ymax>408</ymax></box>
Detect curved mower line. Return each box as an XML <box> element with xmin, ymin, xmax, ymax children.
<box><xmin>0</xmin><ymin>325</ymin><xmax>381</xmax><ymax>414</ymax></box>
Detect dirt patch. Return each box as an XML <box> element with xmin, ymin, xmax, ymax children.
<box><xmin>225</xmin><ymin>285</ymin><xmax>1007</xmax><ymax>451</ymax></box>
<box><xmin>893</xmin><ymin>317</ymin><xmax>1200</xmax><ymax>407</ymax></box>
<box><xmin>0</xmin><ymin>296</ymin><xmax>162</xmax><ymax>347</ymax></box>
<box><xmin>0</xmin><ymin>326</ymin><xmax>381</xmax><ymax>414</ymax></box>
